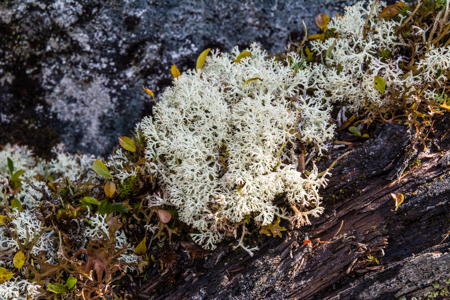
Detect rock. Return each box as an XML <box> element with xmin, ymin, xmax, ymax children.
<box><xmin>0</xmin><ymin>0</ymin><xmax>364</xmax><ymax>156</ymax></box>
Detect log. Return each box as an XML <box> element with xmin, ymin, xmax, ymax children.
<box><xmin>135</xmin><ymin>114</ymin><xmax>450</xmax><ymax>300</ymax></box>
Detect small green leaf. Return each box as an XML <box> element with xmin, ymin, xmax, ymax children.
<box><xmin>171</xmin><ymin>64</ymin><xmax>181</xmax><ymax>78</ymax></box>
<box><xmin>374</xmin><ymin>75</ymin><xmax>386</xmax><ymax>94</ymax></box>
<box><xmin>118</xmin><ymin>136</ymin><xmax>136</xmax><ymax>152</ymax></box>
<box><xmin>92</xmin><ymin>160</ymin><xmax>112</xmax><ymax>178</ymax></box>
<box><xmin>135</xmin><ymin>238</ymin><xmax>147</xmax><ymax>255</ymax></box>
<box><xmin>326</xmin><ymin>43</ymin><xmax>335</xmax><ymax>59</ymax></box>
<box><xmin>47</xmin><ymin>283</ymin><xmax>67</xmax><ymax>294</ymax></box>
<box><xmin>7</xmin><ymin>158</ymin><xmax>13</xmax><ymax>174</ymax></box>
<box><xmin>98</xmin><ymin>200</ymin><xmax>112</xmax><ymax>215</ymax></box>
<box><xmin>66</xmin><ymin>277</ymin><xmax>77</xmax><ymax>289</ymax></box>
<box><xmin>82</xmin><ymin>197</ymin><xmax>100</xmax><ymax>206</ymax></box>
<box><xmin>11</xmin><ymin>199</ymin><xmax>22</xmax><ymax>211</ymax></box>
<box><xmin>196</xmin><ymin>48</ymin><xmax>211</xmax><ymax>71</ymax></box>
<box><xmin>243</xmin><ymin>77</ymin><xmax>262</xmax><ymax>86</ymax></box>
<box><xmin>348</xmin><ymin>126</ymin><xmax>361</xmax><ymax>137</ymax></box>
<box><xmin>111</xmin><ymin>203</ymin><xmax>128</xmax><ymax>213</ymax></box>
<box><xmin>362</xmin><ymin>134</ymin><xmax>370</xmax><ymax>138</ymax></box>
<box><xmin>10</xmin><ymin>170</ymin><xmax>24</xmax><ymax>182</ymax></box>
<box><xmin>234</xmin><ymin>51</ymin><xmax>252</xmax><ymax>62</ymax></box>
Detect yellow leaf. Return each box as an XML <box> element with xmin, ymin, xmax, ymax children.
<box><xmin>315</xmin><ymin>13</ymin><xmax>330</xmax><ymax>30</ymax></box>
<box><xmin>391</xmin><ymin>193</ymin><xmax>404</xmax><ymax>211</ymax></box>
<box><xmin>196</xmin><ymin>48</ymin><xmax>211</xmax><ymax>71</ymax></box>
<box><xmin>104</xmin><ymin>181</ymin><xmax>116</xmax><ymax>198</ymax></box>
<box><xmin>142</xmin><ymin>86</ymin><xmax>154</xmax><ymax>98</ymax></box>
<box><xmin>259</xmin><ymin>217</ymin><xmax>286</xmax><ymax>238</ymax></box>
<box><xmin>367</xmin><ymin>255</ymin><xmax>379</xmax><ymax>265</ymax></box>
<box><xmin>92</xmin><ymin>160</ymin><xmax>112</xmax><ymax>178</ymax></box>
<box><xmin>0</xmin><ymin>215</ymin><xmax>4</xmax><ymax>224</ymax></box>
<box><xmin>243</xmin><ymin>77</ymin><xmax>262</xmax><ymax>86</ymax></box>
<box><xmin>307</xmin><ymin>33</ymin><xmax>325</xmax><ymax>41</ymax></box>
<box><xmin>0</xmin><ymin>267</ymin><xmax>13</xmax><ymax>284</ymax></box>
<box><xmin>234</xmin><ymin>51</ymin><xmax>252</xmax><ymax>62</ymax></box>
<box><xmin>440</xmin><ymin>101</ymin><xmax>450</xmax><ymax>111</ymax></box>
<box><xmin>118</xmin><ymin>136</ymin><xmax>136</xmax><ymax>152</ymax></box>
<box><xmin>13</xmin><ymin>251</ymin><xmax>25</xmax><ymax>269</ymax></box>
<box><xmin>135</xmin><ymin>238</ymin><xmax>147</xmax><ymax>255</ymax></box>
<box><xmin>379</xmin><ymin>2</ymin><xmax>406</xmax><ymax>18</ymax></box>
<box><xmin>11</xmin><ymin>199</ymin><xmax>22</xmax><ymax>211</ymax></box>
<box><xmin>171</xmin><ymin>64</ymin><xmax>181</xmax><ymax>78</ymax></box>
<box><xmin>48</xmin><ymin>182</ymin><xmax>58</xmax><ymax>192</ymax></box>
<box><xmin>374</xmin><ymin>75</ymin><xmax>386</xmax><ymax>94</ymax></box>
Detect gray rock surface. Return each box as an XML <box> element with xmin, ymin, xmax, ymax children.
<box><xmin>0</xmin><ymin>0</ymin><xmax>363</xmax><ymax>155</ymax></box>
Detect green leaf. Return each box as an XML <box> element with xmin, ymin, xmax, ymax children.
<box><xmin>66</xmin><ymin>277</ymin><xmax>77</xmax><ymax>289</ymax></box>
<box><xmin>7</xmin><ymin>158</ymin><xmax>13</xmax><ymax>174</ymax></box>
<box><xmin>196</xmin><ymin>48</ymin><xmax>211</xmax><ymax>71</ymax></box>
<box><xmin>326</xmin><ymin>43</ymin><xmax>335</xmax><ymax>59</ymax></box>
<box><xmin>10</xmin><ymin>170</ymin><xmax>24</xmax><ymax>182</ymax></box>
<box><xmin>348</xmin><ymin>126</ymin><xmax>361</xmax><ymax>137</ymax></box>
<box><xmin>92</xmin><ymin>160</ymin><xmax>112</xmax><ymax>178</ymax></box>
<box><xmin>243</xmin><ymin>77</ymin><xmax>262</xmax><ymax>86</ymax></box>
<box><xmin>111</xmin><ymin>203</ymin><xmax>128</xmax><ymax>213</ymax></box>
<box><xmin>234</xmin><ymin>51</ymin><xmax>252</xmax><ymax>62</ymax></box>
<box><xmin>47</xmin><ymin>283</ymin><xmax>68</xmax><ymax>294</ymax></box>
<box><xmin>374</xmin><ymin>75</ymin><xmax>386</xmax><ymax>94</ymax></box>
<box><xmin>82</xmin><ymin>197</ymin><xmax>100</xmax><ymax>206</ymax></box>
<box><xmin>98</xmin><ymin>200</ymin><xmax>112</xmax><ymax>215</ymax></box>
<box><xmin>118</xmin><ymin>136</ymin><xmax>136</xmax><ymax>152</ymax></box>
<box><xmin>11</xmin><ymin>199</ymin><xmax>22</xmax><ymax>211</ymax></box>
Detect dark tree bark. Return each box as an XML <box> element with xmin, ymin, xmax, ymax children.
<box><xmin>138</xmin><ymin>114</ymin><xmax>450</xmax><ymax>300</ymax></box>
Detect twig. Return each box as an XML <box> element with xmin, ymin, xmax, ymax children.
<box><xmin>396</xmin><ymin>0</ymin><xmax>422</xmax><ymax>35</ymax></box>
<box><xmin>363</xmin><ymin>0</ymin><xmax>378</xmax><ymax>39</ymax></box>
<box><xmin>318</xmin><ymin>151</ymin><xmax>351</xmax><ymax>177</ymax></box>
<box><xmin>346</xmin><ymin>258</ymin><xmax>358</xmax><ymax>274</ymax></box>
<box><xmin>332</xmin><ymin>220</ymin><xmax>344</xmax><ymax>239</ymax></box>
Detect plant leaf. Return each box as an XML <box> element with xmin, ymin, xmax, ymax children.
<box><xmin>11</xmin><ymin>199</ymin><xmax>22</xmax><ymax>211</ymax></box>
<box><xmin>243</xmin><ymin>77</ymin><xmax>262</xmax><ymax>86</ymax></box>
<box><xmin>196</xmin><ymin>48</ymin><xmax>211</xmax><ymax>71</ymax></box>
<box><xmin>13</xmin><ymin>251</ymin><xmax>25</xmax><ymax>269</ymax></box>
<box><xmin>104</xmin><ymin>181</ymin><xmax>116</xmax><ymax>197</ymax></box>
<box><xmin>348</xmin><ymin>126</ymin><xmax>361</xmax><ymax>137</ymax></box>
<box><xmin>47</xmin><ymin>283</ymin><xmax>68</xmax><ymax>294</ymax></box>
<box><xmin>307</xmin><ymin>33</ymin><xmax>325</xmax><ymax>41</ymax></box>
<box><xmin>379</xmin><ymin>2</ymin><xmax>406</xmax><ymax>18</ymax></box>
<box><xmin>92</xmin><ymin>160</ymin><xmax>112</xmax><ymax>178</ymax></box>
<box><xmin>259</xmin><ymin>217</ymin><xmax>286</xmax><ymax>238</ymax></box>
<box><xmin>10</xmin><ymin>170</ymin><xmax>24</xmax><ymax>182</ymax></box>
<box><xmin>391</xmin><ymin>193</ymin><xmax>404</xmax><ymax>211</ymax></box>
<box><xmin>118</xmin><ymin>136</ymin><xmax>136</xmax><ymax>152</ymax></box>
<box><xmin>374</xmin><ymin>75</ymin><xmax>386</xmax><ymax>94</ymax></box>
<box><xmin>7</xmin><ymin>158</ymin><xmax>13</xmax><ymax>174</ymax></box>
<box><xmin>135</xmin><ymin>238</ymin><xmax>147</xmax><ymax>255</ymax></box>
<box><xmin>0</xmin><ymin>215</ymin><xmax>4</xmax><ymax>224</ymax></box>
<box><xmin>171</xmin><ymin>64</ymin><xmax>181</xmax><ymax>78</ymax></box>
<box><xmin>362</xmin><ymin>134</ymin><xmax>370</xmax><ymax>138</ymax></box>
<box><xmin>315</xmin><ymin>13</ymin><xmax>330</xmax><ymax>30</ymax></box>
<box><xmin>66</xmin><ymin>277</ymin><xmax>77</xmax><ymax>289</ymax></box>
<box><xmin>234</xmin><ymin>51</ymin><xmax>252</xmax><ymax>62</ymax></box>
<box><xmin>98</xmin><ymin>200</ymin><xmax>112</xmax><ymax>215</ymax></box>
<box><xmin>157</xmin><ymin>209</ymin><xmax>172</xmax><ymax>223</ymax></box>
<box><xmin>0</xmin><ymin>267</ymin><xmax>13</xmax><ymax>284</ymax></box>
<box><xmin>82</xmin><ymin>197</ymin><xmax>100</xmax><ymax>206</ymax></box>
<box><xmin>111</xmin><ymin>203</ymin><xmax>128</xmax><ymax>213</ymax></box>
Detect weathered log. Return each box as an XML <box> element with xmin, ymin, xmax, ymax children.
<box><xmin>137</xmin><ymin>114</ymin><xmax>450</xmax><ymax>300</ymax></box>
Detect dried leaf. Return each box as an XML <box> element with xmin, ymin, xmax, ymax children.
<box><xmin>243</xmin><ymin>77</ymin><xmax>262</xmax><ymax>86</ymax></box>
<box><xmin>234</xmin><ymin>51</ymin><xmax>252</xmax><ymax>62</ymax></box>
<box><xmin>118</xmin><ymin>136</ymin><xmax>136</xmax><ymax>152</ymax></box>
<box><xmin>7</xmin><ymin>157</ymin><xmax>13</xmax><ymax>174</ymax></box>
<box><xmin>391</xmin><ymin>193</ymin><xmax>404</xmax><ymax>211</ymax></box>
<box><xmin>13</xmin><ymin>251</ymin><xmax>25</xmax><ymax>269</ymax></box>
<box><xmin>0</xmin><ymin>267</ymin><xmax>13</xmax><ymax>284</ymax></box>
<box><xmin>66</xmin><ymin>277</ymin><xmax>77</xmax><ymax>289</ymax></box>
<box><xmin>11</xmin><ymin>199</ymin><xmax>22</xmax><ymax>211</ymax></box>
<box><xmin>135</xmin><ymin>238</ymin><xmax>147</xmax><ymax>255</ymax></box>
<box><xmin>196</xmin><ymin>48</ymin><xmax>211</xmax><ymax>71</ymax></box>
<box><xmin>82</xmin><ymin>197</ymin><xmax>100</xmax><ymax>206</ymax></box>
<box><xmin>47</xmin><ymin>283</ymin><xmax>67</xmax><ymax>294</ymax></box>
<box><xmin>107</xmin><ymin>215</ymin><xmax>123</xmax><ymax>237</ymax></box>
<box><xmin>171</xmin><ymin>64</ymin><xmax>181</xmax><ymax>78</ymax></box>
<box><xmin>374</xmin><ymin>75</ymin><xmax>386</xmax><ymax>94</ymax></box>
<box><xmin>348</xmin><ymin>126</ymin><xmax>361</xmax><ymax>137</ymax></box>
<box><xmin>157</xmin><ymin>209</ymin><xmax>172</xmax><ymax>223</ymax></box>
<box><xmin>92</xmin><ymin>160</ymin><xmax>112</xmax><ymax>178</ymax></box>
<box><xmin>259</xmin><ymin>217</ymin><xmax>286</xmax><ymax>238</ymax></box>
<box><xmin>379</xmin><ymin>2</ymin><xmax>405</xmax><ymax>18</ymax></box>
<box><xmin>315</xmin><ymin>13</ymin><xmax>330</xmax><ymax>30</ymax></box>
<box><xmin>48</xmin><ymin>182</ymin><xmax>58</xmax><ymax>192</ymax></box>
<box><xmin>104</xmin><ymin>181</ymin><xmax>116</xmax><ymax>197</ymax></box>
<box><xmin>337</xmin><ymin>114</ymin><xmax>356</xmax><ymax>131</ymax></box>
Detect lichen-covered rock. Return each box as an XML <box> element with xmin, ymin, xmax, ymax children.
<box><xmin>0</xmin><ymin>0</ymin><xmax>363</xmax><ymax>155</ymax></box>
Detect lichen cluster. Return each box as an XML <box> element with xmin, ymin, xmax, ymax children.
<box><xmin>1</xmin><ymin>0</ymin><xmax>450</xmax><ymax>298</ymax></box>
